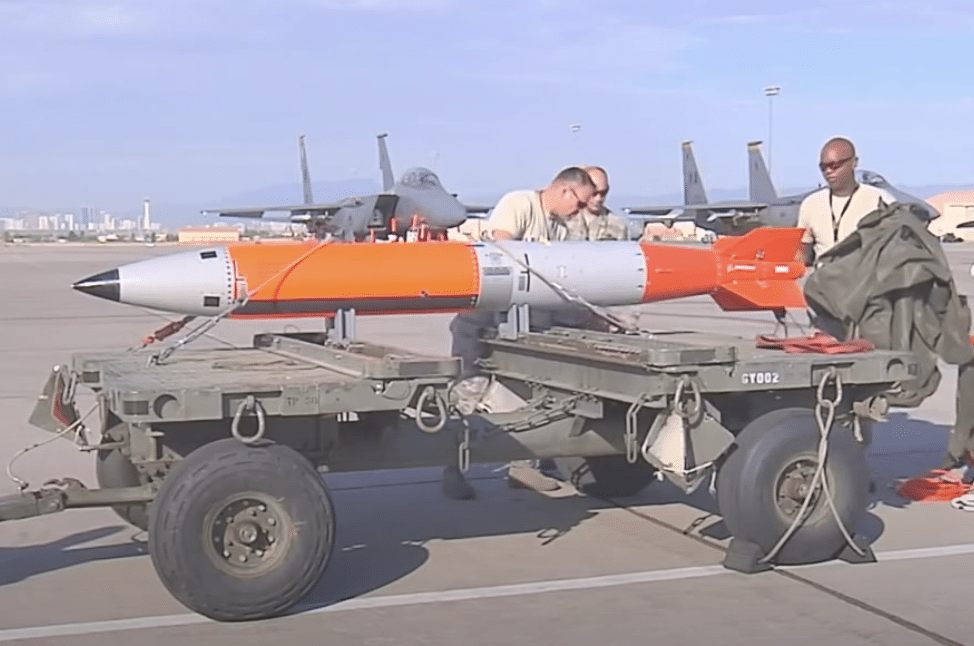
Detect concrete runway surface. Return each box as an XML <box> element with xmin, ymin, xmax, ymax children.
<box><xmin>2</xmin><ymin>240</ymin><xmax>974</xmax><ymax>646</ymax></box>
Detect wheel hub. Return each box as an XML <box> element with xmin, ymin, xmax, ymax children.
<box><xmin>210</xmin><ymin>497</ymin><xmax>287</xmax><ymax>573</ymax></box>
<box><xmin>775</xmin><ymin>459</ymin><xmax>821</xmax><ymax>519</ymax></box>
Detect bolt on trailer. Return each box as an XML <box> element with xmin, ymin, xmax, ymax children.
<box><xmin>4</xmin><ymin>311</ymin><xmax>916</xmax><ymax>622</ymax></box>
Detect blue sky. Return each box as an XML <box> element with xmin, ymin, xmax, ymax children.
<box><xmin>2</xmin><ymin>0</ymin><xmax>973</xmax><ymax>213</ymax></box>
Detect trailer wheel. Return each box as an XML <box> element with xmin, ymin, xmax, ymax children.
<box><xmin>555</xmin><ymin>455</ymin><xmax>657</xmax><ymax>497</ymax></box>
<box><xmin>148</xmin><ymin>438</ymin><xmax>336</xmax><ymax>622</ymax></box>
<box><xmin>95</xmin><ymin>445</ymin><xmax>149</xmax><ymax>531</ymax></box>
<box><xmin>716</xmin><ymin>407</ymin><xmax>869</xmax><ymax>565</ymax></box>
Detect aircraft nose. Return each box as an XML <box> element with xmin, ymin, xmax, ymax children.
<box><xmin>446</xmin><ymin>200</ymin><xmax>467</xmax><ymax>226</ymax></box>
<box><xmin>73</xmin><ymin>269</ymin><xmax>120</xmax><ymax>302</ymax></box>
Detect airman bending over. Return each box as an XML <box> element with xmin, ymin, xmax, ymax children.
<box><xmin>442</xmin><ymin>167</ymin><xmax>597</xmax><ymax>500</ymax></box>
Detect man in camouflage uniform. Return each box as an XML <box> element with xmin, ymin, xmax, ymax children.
<box><xmin>565</xmin><ymin>165</ymin><xmax>628</xmax><ymax>242</ymax></box>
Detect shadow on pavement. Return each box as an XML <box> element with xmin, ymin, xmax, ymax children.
<box><xmin>0</xmin><ymin>525</ymin><xmax>146</xmax><ymax>587</ymax></box>
<box><xmin>1</xmin><ymin>418</ymin><xmax>942</xmax><ymax>610</ymax></box>
<box><xmin>293</xmin><ymin>468</ymin><xmax>662</xmax><ymax>613</ymax></box>
<box><xmin>867</xmin><ymin>412</ymin><xmax>956</xmax><ymax>510</ymax></box>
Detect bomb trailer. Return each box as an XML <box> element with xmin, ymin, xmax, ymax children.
<box><xmin>0</xmin><ymin>313</ymin><xmax>914</xmax><ymax>622</ymax></box>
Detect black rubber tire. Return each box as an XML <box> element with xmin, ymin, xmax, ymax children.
<box><xmin>555</xmin><ymin>455</ymin><xmax>657</xmax><ymax>497</ymax></box>
<box><xmin>95</xmin><ymin>445</ymin><xmax>149</xmax><ymax>531</ymax></box>
<box><xmin>716</xmin><ymin>407</ymin><xmax>870</xmax><ymax>566</ymax></box>
<box><xmin>147</xmin><ymin>438</ymin><xmax>336</xmax><ymax>622</ymax></box>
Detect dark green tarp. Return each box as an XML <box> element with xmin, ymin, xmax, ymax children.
<box><xmin>804</xmin><ymin>202</ymin><xmax>974</xmax><ymax>467</ymax></box>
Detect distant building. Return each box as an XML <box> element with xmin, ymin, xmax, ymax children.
<box><xmin>448</xmin><ymin>218</ymin><xmax>488</xmax><ymax>241</ymax></box>
<box><xmin>641</xmin><ymin>222</ymin><xmax>697</xmax><ymax>241</ymax></box>
<box><xmin>178</xmin><ymin>226</ymin><xmax>241</xmax><ymax>245</ymax></box>
<box><xmin>926</xmin><ymin>191</ymin><xmax>974</xmax><ymax>239</ymax></box>
<box><xmin>142</xmin><ymin>199</ymin><xmax>152</xmax><ymax>231</ymax></box>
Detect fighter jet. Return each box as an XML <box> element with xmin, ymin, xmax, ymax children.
<box><xmin>203</xmin><ymin>134</ymin><xmax>492</xmax><ymax>241</ymax></box>
<box><xmin>857</xmin><ymin>169</ymin><xmax>938</xmax><ymax>221</ymax></box>
<box><xmin>625</xmin><ymin>141</ymin><xmax>937</xmax><ymax>236</ymax></box>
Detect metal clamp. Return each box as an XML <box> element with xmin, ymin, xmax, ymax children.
<box><xmin>625</xmin><ymin>393</ymin><xmax>651</xmax><ymax>464</ymax></box>
<box><xmin>231</xmin><ymin>395</ymin><xmax>266</xmax><ymax>444</ymax></box>
<box><xmin>673</xmin><ymin>375</ymin><xmax>702</xmax><ymax>421</ymax></box>
<box><xmin>816</xmin><ymin>367</ymin><xmax>844</xmax><ymax>410</ymax></box>
<box><xmin>458</xmin><ymin>421</ymin><xmax>471</xmax><ymax>473</ymax></box>
<box><xmin>61</xmin><ymin>368</ymin><xmax>78</xmax><ymax>406</ymax></box>
<box><xmin>415</xmin><ymin>386</ymin><xmax>448</xmax><ymax>434</ymax></box>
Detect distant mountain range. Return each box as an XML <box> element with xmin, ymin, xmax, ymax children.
<box><xmin>3</xmin><ymin>179</ymin><xmax>973</xmax><ymax>229</ymax></box>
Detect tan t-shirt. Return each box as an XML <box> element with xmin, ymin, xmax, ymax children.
<box><xmin>565</xmin><ymin>207</ymin><xmax>628</xmax><ymax>241</ymax></box>
<box><xmin>797</xmin><ymin>183</ymin><xmax>895</xmax><ymax>259</ymax></box>
<box><xmin>486</xmin><ymin>189</ymin><xmax>568</xmax><ymax>242</ymax></box>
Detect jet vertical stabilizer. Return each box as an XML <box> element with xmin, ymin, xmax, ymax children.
<box><xmin>747</xmin><ymin>141</ymin><xmax>778</xmax><ymax>203</ymax></box>
<box><xmin>377</xmin><ymin>133</ymin><xmax>395</xmax><ymax>192</ymax></box>
<box><xmin>299</xmin><ymin>134</ymin><xmax>314</xmax><ymax>205</ymax></box>
<box><xmin>682</xmin><ymin>141</ymin><xmax>707</xmax><ymax>206</ymax></box>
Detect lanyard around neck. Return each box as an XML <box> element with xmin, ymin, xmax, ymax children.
<box><xmin>830</xmin><ymin>183</ymin><xmax>860</xmax><ymax>243</ymax></box>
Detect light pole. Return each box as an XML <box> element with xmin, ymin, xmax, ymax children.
<box><xmin>763</xmin><ymin>86</ymin><xmax>780</xmax><ymax>178</ymax></box>
<box><xmin>570</xmin><ymin>123</ymin><xmax>581</xmax><ymax>159</ymax></box>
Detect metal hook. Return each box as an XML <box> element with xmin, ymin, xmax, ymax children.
<box><xmin>231</xmin><ymin>395</ymin><xmax>266</xmax><ymax>444</ymax></box>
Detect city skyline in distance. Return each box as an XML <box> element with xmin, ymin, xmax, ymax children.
<box><xmin>4</xmin><ymin>177</ymin><xmax>974</xmax><ymax>231</ymax></box>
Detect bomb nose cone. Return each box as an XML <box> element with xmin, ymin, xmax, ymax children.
<box><xmin>73</xmin><ymin>269</ymin><xmax>120</xmax><ymax>303</ymax></box>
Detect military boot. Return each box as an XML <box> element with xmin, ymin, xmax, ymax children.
<box><xmin>442</xmin><ymin>465</ymin><xmax>476</xmax><ymax>500</ymax></box>
<box><xmin>506</xmin><ymin>460</ymin><xmax>560</xmax><ymax>492</ymax></box>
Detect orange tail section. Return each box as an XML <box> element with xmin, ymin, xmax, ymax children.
<box><xmin>709</xmin><ymin>228</ymin><xmax>807</xmax><ymax>312</ymax></box>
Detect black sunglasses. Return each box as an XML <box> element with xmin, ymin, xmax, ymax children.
<box><xmin>819</xmin><ymin>156</ymin><xmax>853</xmax><ymax>172</ymax></box>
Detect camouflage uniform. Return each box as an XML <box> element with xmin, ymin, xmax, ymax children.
<box><xmin>564</xmin><ymin>206</ymin><xmax>629</xmax><ymax>242</ymax></box>
<box><xmin>556</xmin><ymin>205</ymin><xmax>632</xmax><ymax>330</ymax></box>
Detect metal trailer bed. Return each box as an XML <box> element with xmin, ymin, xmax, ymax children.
<box><xmin>2</xmin><ymin>324</ymin><xmax>917</xmax><ymax>622</ymax></box>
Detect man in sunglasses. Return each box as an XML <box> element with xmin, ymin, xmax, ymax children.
<box><xmin>485</xmin><ymin>166</ymin><xmax>597</xmax><ymax>242</ymax></box>
<box><xmin>797</xmin><ymin>137</ymin><xmax>895</xmax><ymax>266</ymax></box>
<box><xmin>566</xmin><ymin>165</ymin><xmax>628</xmax><ymax>242</ymax></box>
<box><xmin>557</xmin><ymin>165</ymin><xmax>633</xmax><ymax>334</ymax></box>
<box><xmin>442</xmin><ymin>167</ymin><xmax>597</xmax><ymax>500</ymax></box>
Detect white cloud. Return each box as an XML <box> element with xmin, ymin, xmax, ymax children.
<box><xmin>0</xmin><ymin>1</ymin><xmax>157</xmax><ymax>36</ymax></box>
<box><xmin>704</xmin><ymin>0</ymin><xmax>974</xmax><ymax>32</ymax></box>
<box><xmin>0</xmin><ymin>68</ymin><xmax>53</xmax><ymax>93</ymax></box>
<box><xmin>459</xmin><ymin>6</ymin><xmax>701</xmax><ymax>93</ymax></box>
<box><xmin>706</xmin><ymin>9</ymin><xmax>820</xmax><ymax>26</ymax></box>
<box><xmin>710</xmin><ymin>14</ymin><xmax>779</xmax><ymax>24</ymax></box>
<box><xmin>298</xmin><ymin>0</ymin><xmax>453</xmax><ymax>10</ymax></box>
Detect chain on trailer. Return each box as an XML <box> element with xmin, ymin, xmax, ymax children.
<box><xmin>625</xmin><ymin>393</ymin><xmax>651</xmax><ymax>464</ymax></box>
<box><xmin>413</xmin><ymin>384</ymin><xmax>468</xmax><ymax>471</ymax></box>
<box><xmin>638</xmin><ymin>374</ymin><xmax>715</xmax><ymax>481</ymax></box>
<box><xmin>758</xmin><ymin>367</ymin><xmax>866</xmax><ymax>564</ymax></box>
<box><xmin>458</xmin><ymin>417</ymin><xmax>471</xmax><ymax>473</ymax></box>
<box><xmin>491</xmin><ymin>394</ymin><xmax>582</xmax><ymax>433</ymax></box>
<box><xmin>439</xmin><ymin>378</ymin><xmax>585</xmax><ymax>474</ymax></box>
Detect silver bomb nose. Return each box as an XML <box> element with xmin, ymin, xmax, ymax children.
<box><xmin>69</xmin><ymin>247</ymin><xmax>237</xmax><ymax>316</ymax></box>
<box><xmin>73</xmin><ymin>269</ymin><xmax>120</xmax><ymax>302</ymax></box>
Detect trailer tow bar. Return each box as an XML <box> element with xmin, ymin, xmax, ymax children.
<box><xmin>0</xmin><ymin>481</ymin><xmax>156</xmax><ymax>522</ymax></box>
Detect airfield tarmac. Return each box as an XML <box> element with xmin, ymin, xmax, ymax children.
<box><xmin>2</xmin><ymin>241</ymin><xmax>974</xmax><ymax>645</ymax></box>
